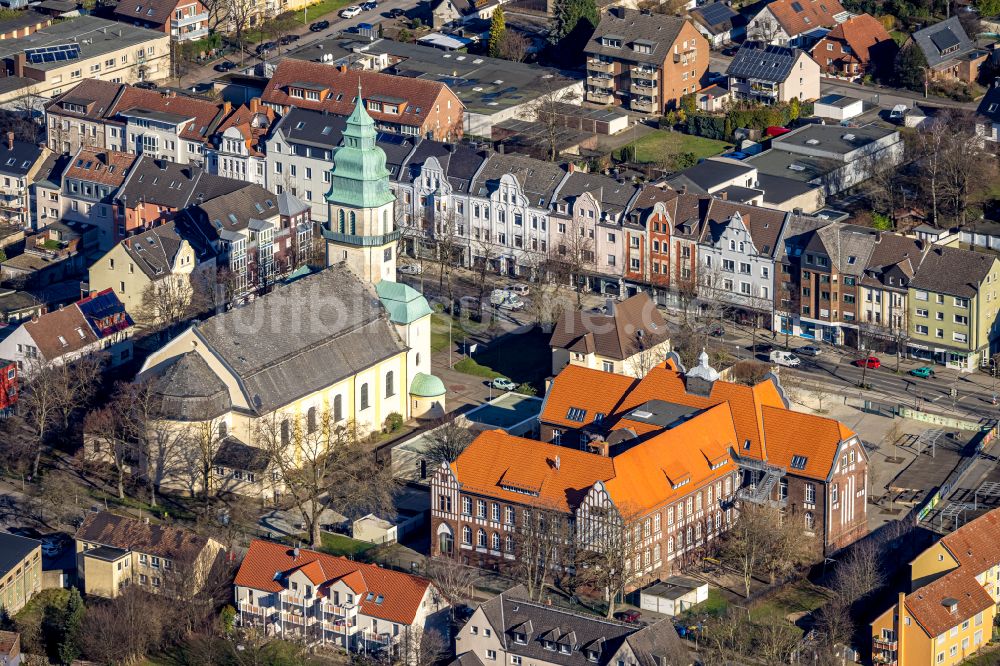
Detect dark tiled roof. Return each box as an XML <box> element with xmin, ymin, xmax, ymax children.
<box><xmin>76</xmin><ymin>511</ymin><xmax>214</xmax><ymax>562</ymax></box>
<box><xmin>114</xmin><ymin>0</ymin><xmax>182</xmax><ymax>28</ymax></box>
<box><xmin>912</xmin><ymin>16</ymin><xmax>976</xmax><ymax>68</ymax></box>
<box><xmin>977</xmin><ymin>83</ymin><xmax>1000</xmax><ymax>124</ymax></box>
<box><xmin>475</xmin><ymin>586</ymin><xmax>688</xmax><ymax>666</ymax></box>
<box><xmin>0</xmin><ymin>139</ymin><xmax>43</xmax><ymax>178</ymax></box>
<box><xmin>726</xmin><ymin>42</ymin><xmax>803</xmax><ymax>83</ymax></box>
<box><xmin>121</xmin><ymin>221</ymin><xmax>193</xmax><ymax>280</ymax></box>
<box><xmin>191</xmin><ymin>264</ymin><xmax>407</xmax><ymax>413</ymax></box>
<box><xmin>585</xmin><ymin>7</ymin><xmax>690</xmax><ymax>66</ymax></box>
<box><xmin>911</xmin><ymin>245</ymin><xmax>998</xmax><ymax>298</ymax></box>
<box><xmin>213</xmin><ymin>437</ymin><xmax>271</xmax><ymax>472</ymax></box>
<box><xmin>550</xmin><ymin>292</ymin><xmax>669</xmax><ymax>360</ymax></box>
<box><xmin>45</xmin><ymin>79</ymin><xmax>124</xmax><ymax>121</ymax></box>
<box><xmin>556</xmin><ymin>171</ymin><xmax>638</xmax><ymax>216</ymax></box>
<box><xmin>272</xmin><ymin>107</ymin><xmax>347</xmax><ymax>151</ymax></box>
<box><xmin>666</xmin><ymin>158</ymin><xmax>756</xmax><ymax>194</ymax></box>
<box><xmin>0</xmin><ymin>532</ymin><xmax>39</xmax><ymax>576</ymax></box>
<box><xmin>146</xmin><ymin>351</ymin><xmax>232</xmax><ymax>421</ymax></box>
<box><xmin>189</xmin><ymin>184</ymin><xmax>280</xmax><ymax>238</ymax></box>
<box><xmin>472</xmin><ymin>152</ymin><xmax>565</xmax><ymax>208</ymax></box>
<box><xmin>399</xmin><ymin>139</ymin><xmax>488</xmax><ymax>194</ymax></box>
<box><xmin>701</xmin><ymin>197</ymin><xmax>787</xmax><ymax>258</ymax></box>
<box><xmin>117</xmin><ymin>156</ymin><xmax>245</xmax><ymax>210</ymax></box>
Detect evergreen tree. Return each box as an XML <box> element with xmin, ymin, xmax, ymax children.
<box><xmin>894</xmin><ymin>41</ymin><xmax>927</xmax><ymax>92</ymax></box>
<box><xmin>57</xmin><ymin>587</ymin><xmax>85</xmax><ymax>666</ymax></box>
<box><xmin>550</xmin><ymin>0</ymin><xmax>597</xmax><ymax>63</ymax></box>
<box><xmin>488</xmin><ymin>6</ymin><xmax>506</xmax><ymax>59</ymax></box>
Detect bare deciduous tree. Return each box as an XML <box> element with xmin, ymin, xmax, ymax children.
<box><xmin>719</xmin><ymin>502</ymin><xmax>813</xmax><ymax>598</ymax></box>
<box><xmin>576</xmin><ymin>502</ymin><xmax>646</xmax><ymax>618</ymax></box>
<box><xmin>498</xmin><ymin>31</ymin><xmax>530</xmax><ymax>62</ymax></box>
<box><xmin>424</xmin><ymin>417</ymin><xmax>474</xmax><ymax>467</ymax></box>
<box><xmin>514</xmin><ymin>503</ymin><xmax>572</xmax><ymax>602</ymax></box>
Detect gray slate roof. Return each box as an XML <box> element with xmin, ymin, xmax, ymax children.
<box><xmin>277</xmin><ymin>191</ymin><xmax>310</xmax><ymax>217</ymax></box>
<box><xmin>121</xmin><ymin>221</ymin><xmax>194</xmax><ymax>281</ymax></box>
<box><xmin>273</xmin><ymin>107</ymin><xmax>347</xmax><ymax>151</ymax></box>
<box><xmin>555</xmin><ymin>171</ymin><xmax>639</xmax><ymax>217</ymax></box>
<box><xmin>912</xmin><ymin>16</ymin><xmax>976</xmax><ymax>68</ymax></box>
<box><xmin>977</xmin><ymin>83</ymin><xmax>1000</xmax><ymax>124</ymax></box>
<box><xmin>666</xmin><ymin>158</ymin><xmax>756</xmax><ymax>194</ymax></box>
<box><xmin>213</xmin><ymin>437</ymin><xmax>272</xmax><ymax>472</ymax></box>
<box><xmin>472</xmin><ymin>152</ymin><xmax>566</xmax><ymax>208</ymax></box>
<box><xmin>399</xmin><ymin>139</ymin><xmax>488</xmax><ymax>194</ymax></box>
<box><xmin>193</xmin><ymin>264</ymin><xmax>407</xmax><ymax>413</ymax></box>
<box><xmin>118</xmin><ymin>156</ymin><xmax>245</xmax><ymax>210</ymax></box>
<box><xmin>585</xmin><ymin>7</ymin><xmax>688</xmax><ymax>66</ymax></box>
<box><xmin>0</xmin><ymin>532</ymin><xmax>39</xmax><ymax>576</ymax></box>
<box><xmin>189</xmin><ymin>184</ymin><xmax>279</xmax><ymax>239</ymax></box>
<box><xmin>911</xmin><ymin>244</ymin><xmax>998</xmax><ymax>298</ymax></box>
<box><xmin>0</xmin><ymin>139</ymin><xmax>43</xmax><ymax>178</ymax></box>
<box><xmin>147</xmin><ymin>351</ymin><xmax>232</xmax><ymax>421</ymax></box>
<box><xmin>810</xmin><ymin>223</ymin><xmax>877</xmax><ymax>275</ymax></box>
<box><xmin>473</xmin><ymin>586</ymin><xmax>687</xmax><ymax>666</ymax></box>
<box><xmin>726</xmin><ymin>43</ymin><xmax>801</xmax><ymax>83</ymax></box>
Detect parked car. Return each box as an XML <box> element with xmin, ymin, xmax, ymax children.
<box><xmin>388</xmin><ymin>7</ymin><xmax>405</xmax><ymax>16</ymax></box>
<box><xmin>213</xmin><ymin>60</ymin><xmax>236</xmax><ymax>72</ymax></box>
<box><xmin>492</xmin><ymin>377</ymin><xmax>517</xmax><ymax>391</ymax></box>
<box><xmin>707</xmin><ymin>324</ymin><xmax>725</xmax><ymax>337</ymax></box>
<box><xmin>751</xmin><ymin>343</ymin><xmax>774</xmax><ymax>355</ymax></box>
<box><xmin>721</xmin><ymin>45</ymin><xmax>738</xmax><ymax>56</ymax></box>
<box><xmin>340</xmin><ymin>5</ymin><xmax>362</xmax><ymax>17</ymax></box>
<box><xmin>310</xmin><ymin>19</ymin><xmax>330</xmax><ymax>30</ymax></box>
<box><xmin>617</xmin><ymin>610</ymin><xmax>641</xmax><ymax>624</ymax></box>
<box><xmin>853</xmin><ymin>356</ymin><xmax>881</xmax><ymax>369</ymax></box>
<box><xmin>278</xmin><ymin>34</ymin><xmax>299</xmax><ymax>45</ymax></box>
<box><xmin>255</xmin><ymin>41</ymin><xmax>277</xmax><ymax>55</ymax></box>
<box><xmin>797</xmin><ymin>345</ymin><xmax>821</xmax><ymax>356</ymax></box>
<box><xmin>133</xmin><ymin>81</ymin><xmax>157</xmax><ymax>89</ymax></box>
<box><xmin>398</xmin><ymin>263</ymin><xmax>422</xmax><ymax>275</ymax></box>
<box><xmin>909</xmin><ymin>366</ymin><xmax>935</xmax><ymax>378</ymax></box>
<box><xmin>361</xmin><ymin>1</ymin><xmax>377</xmax><ymax>9</ymax></box>
<box><xmin>769</xmin><ymin>350</ymin><xmax>801</xmax><ymax>367</ymax></box>
<box><xmin>508</xmin><ymin>283</ymin><xmax>530</xmax><ymax>297</ymax></box>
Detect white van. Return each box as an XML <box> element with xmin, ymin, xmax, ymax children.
<box><xmin>769</xmin><ymin>350</ymin><xmax>800</xmax><ymax>367</ymax></box>
<box><xmin>490</xmin><ymin>289</ymin><xmax>524</xmax><ymax>310</ymax></box>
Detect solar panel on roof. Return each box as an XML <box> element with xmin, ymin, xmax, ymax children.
<box><xmin>25</xmin><ymin>43</ymin><xmax>80</xmax><ymax>65</ymax></box>
<box><xmin>697</xmin><ymin>2</ymin><xmax>737</xmax><ymax>26</ymax></box>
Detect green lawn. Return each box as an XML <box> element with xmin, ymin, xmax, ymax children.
<box><xmin>624</xmin><ymin>130</ymin><xmax>731</xmax><ymax>164</ymax></box>
<box><xmin>320</xmin><ymin>532</ymin><xmax>375</xmax><ymax>557</ymax></box>
<box><xmin>750</xmin><ymin>580</ymin><xmax>830</xmax><ymax>622</ymax></box>
<box><xmin>292</xmin><ymin>0</ymin><xmax>353</xmax><ymax>23</ymax></box>
<box><xmin>454</xmin><ymin>356</ymin><xmax>505</xmax><ymax>380</ymax></box>
<box><xmin>15</xmin><ymin>587</ymin><xmax>69</xmax><ymax>624</ymax></box>
<box><xmin>679</xmin><ymin>587</ymin><xmax>730</xmax><ymax>622</ymax></box>
<box><xmin>431</xmin><ymin>312</ymin><xmax>471</xmax><ymax>352</ymax></box>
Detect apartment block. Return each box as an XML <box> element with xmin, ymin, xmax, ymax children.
<box><xmin>585</xmin><ymin>7</ymin><xmax>708</xmax><ymax>114</ymax></box>
<box><xmin>0</xmin><ymin>533</ymin><xmax>41</xmax><ymax>615</ymax></box>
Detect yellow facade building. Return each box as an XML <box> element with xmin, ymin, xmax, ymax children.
<box><xmin>871</xmin><ymin>509</ymin><xmax>1000</xmax><ymax>666</ymax></box>
<box><xmin>0</xmin><ymin>533</ymin><xmax>41</xmax><ymax>615</ymax></box>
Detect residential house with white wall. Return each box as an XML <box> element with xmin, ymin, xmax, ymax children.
<box><xmin>234</xmin><ymin>539</ymin><xmax>447</xmax><ymax>654</ymax></box>
<box><xmin>207</xmin><ymin>100</ymin><xmax>274</xmax><ymax>188</ymax></box>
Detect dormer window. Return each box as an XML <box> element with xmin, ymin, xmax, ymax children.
<box><xmin>558</xmin><ymin>643</ymin><xmax>571</xmax><ymax>655</ymax></box>
<box><xmin>585</xmin><ymin>649</ymin><xmax>599</xmax><ymax>662</ymax></box>
<box><xmin>289</xmin><ymin>88</ymin><xmax>304</xmax><ymax>99</ymax></box>
<box><xmin>513</xmin><ymin>632</ymin><xmax>527</xmax><ymax>644</ymax></box>
<box><xmin>601</xmin><ymin>35</ymin><xmax>623</xmax><ymax>48</ymax></box>
<box><xmin>542</xmin><ymin>640</ymin><xmax>555</xmax><ymax>651</ymax></box>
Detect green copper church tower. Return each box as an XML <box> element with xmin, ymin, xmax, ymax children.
<box><xmin>323</xmin><ymin>83</ymin><xmax>399</xmax><ymax>284</ymax></box>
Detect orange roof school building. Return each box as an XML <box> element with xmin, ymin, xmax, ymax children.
<box><xmin>430</xmin><ymin>353</ymin><xmax>868</xmax><ymax>585</ymax></box>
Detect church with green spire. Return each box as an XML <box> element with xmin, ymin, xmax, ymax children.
<box><xmin>322</xmin><ymin>82</ymin><xmax>400</xmax><ymax>285</ymax></box>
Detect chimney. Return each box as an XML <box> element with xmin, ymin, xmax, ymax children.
<box><xmin>222</xmin><ymin>101</ymin><xmax>232</xmax><ymax>115</ymax></box>
<box><xmin>498</xmin><ymin>143</ymin><xmax>505</xmax><ymax>155</ymax></box>
<box><xmin>793</xmin><ymin>207</ymin><xmax>802</xmax><ymax>215</ymax></box>
<box><xmin>591</xmin><ymin>440</ymin><xmax>610</xmax><ymax>457</ymax></box>
<box><xmin>679</xmin><ymin>184</ymin><xmax>687</xmax><ymax>194</ymax></box>
<box><xmin>293</xmin><ymin>547</ymin><xmax>300</xmax><ymax>560</ymax></box>
<box><xmin>250</xmin><ymin>98</ymin><xmax>260</xmax><ymax>113</ymax></box>
<box><xmin>605</xmin><ymin>297</ymin><xmax>615</xmax><ymax>316</ymax></box>
<box><xmin>338</xmin><ymin>64</ymin><xmax>348</xmax><ymax>73</ymax></box>
<box><xmin>13</xmin><ymin>53</ymin><xmax>24</xmax><ymax>78</ymax></box>
<box><xmin>553</xmin><ymin>455</ymin><xmax>560</xmax><ymax>470</ymax></box>
<box><xmin>719</xmin><ymin>190</ymin><xmax>727</xmax><ymax>200</ymax></box>
<box><xmin>5</xmin><ymin>131</ymin><xmax>12</xmax><ymax>151</ymax></box>
<box><xmin>568</xmin><ymin>162</ymin><xmax>575</xmax><ymax>173</ymax></box>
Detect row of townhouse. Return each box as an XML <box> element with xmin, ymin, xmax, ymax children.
<box><xmin>430</xmin><ymin>354</ymin><xmax>868</xmax><ymax>587</ymax></box>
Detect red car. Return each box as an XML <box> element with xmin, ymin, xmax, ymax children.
<box><xmin>853</xmin><ymin>356</ymin><xmax>881</xmax><ymax>369</ymax></box>
<box><xmin>617</xmin><ymin>610</ymin><xmax>641</xmax><ymax>623</ymax></box>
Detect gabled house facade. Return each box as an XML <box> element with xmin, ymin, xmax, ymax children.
<box><xmin>870</xmin><ymin>509</ymin><xmax>1000</xmax><ymax>666</ymax></box>
<box><xmin>61</xmin><ymin>148</ymin><xmax>138</xmax><ymax>249</ymax></box>
<box><xmin>0</xmin><ymin>134</ymin><xmax>46</xmax><ymax>229</ymax></box>
<box><xmin>207</xmin><ymin>99</ymin><xmax>274</xmax><ymax>187</ymax></box>
<box><xmin>909</xmin><ymin>16</ymin><xmax>987</xmax><ymax>84</ymax></box>
<box><xmin>725</xmin><ymin>43</ymin><xmax>821</xmax><ymax>104</ymax></box>
<box><xmin>810</xmin><ymin>13</ymin><xmax>896</xmax><ymax>79</ymax></box>
<box><xmin>455</xmin><ymin>586</ymin><xmax>689</xmax><ymax>666</ymax></box>
<box><xmin>907</xmin><ymin>245</ymin><xmax>1000</xmax><ymax>370</ymax></box>
<box><xmin>697</xmin><ymin>201</ymin><xmax>787</xmax><ymax>327</ymax></box>
<box><xmin>114</xmin><ymin>0</ymin><xmax>209</xmax><ymax>41</ymax></box>
<box><xmin>75</xmin><ymin>511</ymin><xmax>223</xmax><ymax>599</ymax></box>
<box><xmin>234</xmin><ymin>540</ymin><xmax>447</xmax><ymax>654</ymax></box>
<box><xmin>747</xmin><ymin>0</ymin><xmax>848</xmax><ymax>47</ymax></box>
<box><xmin>0</xmin><ymin>288</ymin><xmax>134</xmax><ymax>375</ymax></box>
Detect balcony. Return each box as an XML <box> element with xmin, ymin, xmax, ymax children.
<box><xmin>176</xmin><ymin>26</ymin><xmax>209</xmax><ymax>41</ymax></box>
<box><xmin>360</xmin><ymin>630</ymin><xmax>393</xmax><ymax>645</ymax></box>
<box><xmin>631</xmin><ymin>63</ymin><xmax>658</xmax><ymax>76</ymax></box>
<box><xmin>629</xmin><ymin>81</ymin><xmax>657</xmax><ymax>96</ymax></box>
<box><xmin>587</xmin><ymin>89</ymin><xmax>615</xmax><ymax>105</ymax></box>
<box><xmin>171</xmin><ymin>10</ymin><xmax>208</xmax><ymax>27</ymax></box>
<box><xmin>586</xmin><ymin>58</ymin><xmax>614</xmax><ymax>74</ymax></box>
<box><xmin>630</xmin><ymin>97</ymin><xmax>657</xmax><ymax>114</ymax></box>
<box><xmin>673</xmin><ymin>48</ymin><xmax>696</xmax><ymax>64</ymax></box>
<box><xmin>586</xmin><ymin>74</ymin><xmax>614</xmax><ymax>90</ymax></box>
<box><xmin>323</xmin><ymin>619</ymin><xmax>357</xmax><ymax>634</ymax></box>
<box><xmin>238</xmin><ymin>603</ymin><xmax>265</xmax><ymax>615</ymax></box>
<box><xmin>748</xmin><ymin>81</ymin><xmax>778</xmax><ymax>97</ymax></box>
<box><xmin>323</xmin><ymin>602</ymin><xmax>358</xmax><ymax>618</ymax></box>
